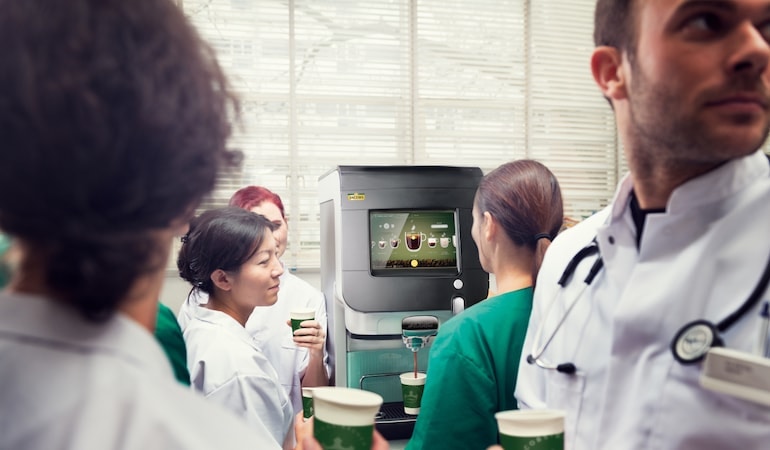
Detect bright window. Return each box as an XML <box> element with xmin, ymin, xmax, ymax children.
<box><xmin>179</xmin><ymin>0</ymin><xmax>621</xmax><ymax>270</ymax></box>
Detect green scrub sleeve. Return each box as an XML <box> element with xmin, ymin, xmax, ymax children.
<box><xmin>155</xmin><ymin>302</ymin><xmax>191</xmax><ymax>386</ymax></box>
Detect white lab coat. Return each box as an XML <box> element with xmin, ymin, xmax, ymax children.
<box><xmin>179</xmin><ymin>267</ymin><xmax>329</xmax><ymax>414</ymax></box>
<box><xmin>0</xmin><ymin>292</ymin><xmax>280</xmax><ymax>450</ymax></box>
<box><xmin>516</xmin><ymin>150</ymin><xmax>770</xmax><ymax>450</ymax></box>
<box><xmin>183</xmin><ymin>304</ymin><xmax>294</xmax><ymax>449</ymax></box>
<box><xmin>245</xmin><ymin>270</ymin><xmax>329</xmax><ymax>413</ymax></box>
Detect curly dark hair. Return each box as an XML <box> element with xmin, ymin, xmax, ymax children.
<box><xmin>594</xmin><ymin>0</ymin><xmax>636</xmax><ymax>52</ymax></box>
<box><xmin>0</xmin><ymin>0</ymin><xmax>240</xmax><ymax>321</ymax></box>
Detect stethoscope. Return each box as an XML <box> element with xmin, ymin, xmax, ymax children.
<box><xmin>527</xmin><ymin>236</ymin><xmax>770</xmax><ymax>375</ymax></box>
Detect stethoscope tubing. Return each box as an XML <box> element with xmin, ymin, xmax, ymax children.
<box><xmin>717</xmin><ymin>248</ymin><xmax>770</xmax><ymax>332</ymax></box>
<box><xmin>530</xmin><ymin>232</ymin><xmax>770</xmax><ymax>371</ymax></box>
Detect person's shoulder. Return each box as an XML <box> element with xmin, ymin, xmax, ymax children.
<box><xmin>281</xmin><ymin>271</ymin><xmax>324</xmax><ymax>303</ymax></box>
<box><xmin>187</xmin><ymin>319</ymin><xmax>276</xmax><ymax>371</ymax></box>
<box><xmin>156</xmin><ymin>302</ymin><xmax>180</xmax><ymax>329</ymax></box>
<box><xmin>453</xmin><ymin>289</ymin><xmax>532</xmax><ymax>328</ymax></box>
<box><xmin>124</xmin><ymin>377</ymin><xmax>280</xmax><ymax>449</ymax></box>
<box><xmin>435</xmin><ymin>300</ymin><xmax>495</xmax><ymax>341</ymax></box>
<box><xmin>548</xmin><ymin>208</ymin><xmax>609</xmax><ymax>259</ymax></box>
<box><xmin>157</xmin><ymin>302</ymin><xmax>174</xmax><ymax>316</ymax></box>
<box><xmin>184</xmin><ymin>318</ymin><xmax>248</xmax><ymax>357</ymax></box>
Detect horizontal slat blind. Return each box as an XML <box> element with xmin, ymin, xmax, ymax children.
<box><xmin>528</xmin><ymin>1</ymin><xmax>621</xmax><ymax>220</ymax></box>
<box><xmin>179</xmin><ymin>0</ymin><xmax>622</xmax><ymax>270</ymax></box>
<box><xmin>414</xmin><ymin>0</ymin><xmax>528</xmax><ymax>172</ymax></box>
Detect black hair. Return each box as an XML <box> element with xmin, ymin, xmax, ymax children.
<box><xmin>0</xmin><ymin>0</ymin><xmax>240</xmax><ymax>321</ymax></box>
<box><xmin>178</xmin><ymin>208</ymin><xmax>277</xmax><ymax>295</ymax></box>
<box><xmin>594</xmin><ymin>0</ymin><xmax>636</xmax><ymax>52</ymax></box>
<box><xmin>474</xmin><ymin>159</ymin><xmax>564</xmax><ymax>286</ymax></box>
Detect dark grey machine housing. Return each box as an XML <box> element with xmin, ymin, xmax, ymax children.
<box><xmin>319</xmin><ymin>165</ymin><xmax>489</xmax><ymax>440</ymax></box>
<box><xmin>320</xmin><ymin>165</ymin><xmax>487</xmax><ymax>318</ymax></box>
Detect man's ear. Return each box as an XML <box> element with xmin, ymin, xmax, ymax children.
<box><xmin>591</xmin><ymin>46</ymin><xmax>628</xmax><ymax>101</ymax></box>
<box><xmin>210</xmin><ymin>269</ymin><xmax>232</xmax><ymax>292</ymax></box>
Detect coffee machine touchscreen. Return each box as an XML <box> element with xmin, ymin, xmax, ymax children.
<box><xmin>369</xmin><ymin>210</ymin><xmax>459</xmax><ymax>275</ymax></box>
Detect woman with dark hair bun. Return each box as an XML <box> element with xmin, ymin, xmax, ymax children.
<box><xmin>178</xmin><ymin>207</ymin><xmax>294</xmax><ymax>449</ymax></box>
<box><xmin>0</xmin><ymin>0</ymin><xmax>281</xmax><ymax>448</ymax></box>
<box><xmin>178</xmin><ymin>185</ymin><xmax>330</xmax><ymax>416</ymax></box>
<box><xmin>408</xmin><ymin>160</ymin><xmax>564</xmax><ymax>450</ymax></box>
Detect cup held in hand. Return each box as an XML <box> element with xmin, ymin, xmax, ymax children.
<box><xmin>495</xmin><ymin>409</ymin><xmax>565</xmax><ymax>450</ymax></box>
<box><xmin>290</xmin><ymin>308</ymin><xmax>315</xmax><ymax>333</ymax></box>
<box><xmin>312</xmin><ymin>387</ymin><xmax>383</xmax><ymax>450</ymax></box>
<box><xmin>301</xmin><ymin>387</ymin><xmax>316</xmax><ymax>420</ymax></box>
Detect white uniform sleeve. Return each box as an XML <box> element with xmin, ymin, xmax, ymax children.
<box><xmin>205</xmin><ymin>374</ymin><xmax>292</xmax><ymax>448</ymax></box>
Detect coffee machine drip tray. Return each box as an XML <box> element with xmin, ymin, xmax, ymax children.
<box><xmin>375</xmin><ymin>402</ymin><xmax>417</xmax><ymax>441</ymax></box>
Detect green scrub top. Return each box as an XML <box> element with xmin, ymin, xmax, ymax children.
<box><xmin>155</xmin><ymin>302</ymin><xmax>191</xmax><ymax>386</ymax></box>
<box><xmin>407</xmin><ymin>287</ymin><xmax>533</xmax><ymax>450</ymax></box>
<box><xmin>0</xmin><ymin>233</ymin><xmax>11</xmax><ymax>288</ymax></box>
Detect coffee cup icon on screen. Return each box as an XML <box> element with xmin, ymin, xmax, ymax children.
<box><xmin>427</xmin><ymin>237</ymin><xmax>437</xmax><ymax>248</ymax></box>
<box><xmin>378</xmin><ymin>240</ymin><xmax>387</xmax><ymax>249</ymax></box>
<box><xmin>406</xmin><ymin>232</ymin><xmax>426</xmax><ymax>251</ymax></box>
<box><xmin>440</xmin><ymin>237</ymin><xmax>450</xmax><ymax>248</ymax></box>
<box><xmin>390</xmin><ymin>238</ymin><xmax>400</xmax><ymax>249</ymax></box>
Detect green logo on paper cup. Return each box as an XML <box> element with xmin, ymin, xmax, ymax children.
<box><xmin>291</xmin><ymin>318</ymin><xmax>311</xmax><ymax>333</ymax></box>
<box><xmin>314</xmin><ymin>417</ymin><xmax>373</xmax><ymax>450</ymax></box>
<box><xmin>291</xmin><ymin>309</ymin><xmax>315</xmax><ymax>333</ymax></box>
<box><xmin>499</xmin><ymin>432</ymin><xmax>564</xmax><ymax>450</ymax></box>
<box><xmin>401</xmin><ymin>384</ymin><xmax>424</xmax><ymax>409</ymax></box>
<box><xmin>303</xmin><ymin>395</ymin><xmax>314</xmax><ymax>419</ymax></box>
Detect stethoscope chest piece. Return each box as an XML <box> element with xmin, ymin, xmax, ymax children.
<box><xmin>671</xmin><ymin>319</ymin><xmax>724</xmax><ymax>365</ymax></box>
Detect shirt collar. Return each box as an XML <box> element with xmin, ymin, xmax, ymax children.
<box><xmin>609</xmin><ymin>150</ymin><xmax>769</xmax><ymax>221</ymax></box>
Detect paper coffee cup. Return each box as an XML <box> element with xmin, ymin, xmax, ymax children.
<box><xmin>302</xmin><ymin>387</ymin><xmax>316</xmax><ymax>420</ymax></box>
<box><xmin>400</xmin><ymin>372</ymin><xmax>426</xmax><ymax>415</ymax></box>
<box><xmin>495</xmin><ymin>409</ymin><xmax>565</xmax><ymax>450</ymax></box>
<box><xmin>312</xmin><ymin>387</ymin><xmax>383</xmax><ymax>450</ymax></box>
<box><xmin>290</xmin><ymin>308</ymin><xmax>315</xmax><ymax>333</ymax></box>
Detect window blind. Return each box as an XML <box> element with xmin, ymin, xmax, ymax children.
<box><xmin>178</xmin><ymin>0</ymin><xmax>622</xmax><ymax>270</ymax></box>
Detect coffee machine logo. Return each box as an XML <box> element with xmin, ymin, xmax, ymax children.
<box><xmin>403</xmin><ymin>390</ymin><xmax>420</xmax><ymax>404</ymax></box>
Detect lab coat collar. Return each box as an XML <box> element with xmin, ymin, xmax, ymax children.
<box><xmin>190</xmin><ymin>303</ymin><xmax>259</xmax><ymax>350</ymax></box>
<box><xmin>608</xmin><ymin>150</ymin><xmax>769</xmax><ymax>222</ymax></box>
<box><xmin>0</xmin><ymin>292</ymin><xmax>174</xmax><ymax>379</ymax></box>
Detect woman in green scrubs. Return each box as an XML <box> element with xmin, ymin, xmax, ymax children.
<box><xmin>407</xmin><ymin>160</ymin><xmax>564</xmax><ymax>450</ymax></box>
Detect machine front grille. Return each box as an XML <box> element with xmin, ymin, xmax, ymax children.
<box><xmin>377</xmin><ymin>401</ymin><xmax>416</xmax><ymax>423</ymax></box>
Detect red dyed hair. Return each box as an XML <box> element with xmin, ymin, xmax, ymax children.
<box><xmin>229</xmin><ymin>186</ymin><xmax>286</xmax><ymax>219</ymax></box>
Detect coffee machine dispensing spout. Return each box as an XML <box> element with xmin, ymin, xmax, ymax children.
<box><xmin>402</xmin><ymin>315</ymin><xmax>439</xmax><ymax>352</ymax></box>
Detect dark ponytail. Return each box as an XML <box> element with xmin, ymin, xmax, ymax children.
<box><xmin>475</xmin><ymin>160</ymin><xmax>564</xmax><ymax>286</ymax></box>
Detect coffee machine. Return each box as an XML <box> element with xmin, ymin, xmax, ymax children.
<box><xmin>318</xmin><ymin>166</ymin><xmax>488</xmax><ymax>439</ymax></box>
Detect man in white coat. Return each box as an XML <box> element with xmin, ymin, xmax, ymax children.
<box><xmin>515</xmin><ymin>0</ymin><xmax>770</xmax><ymax>449</ymax></box>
